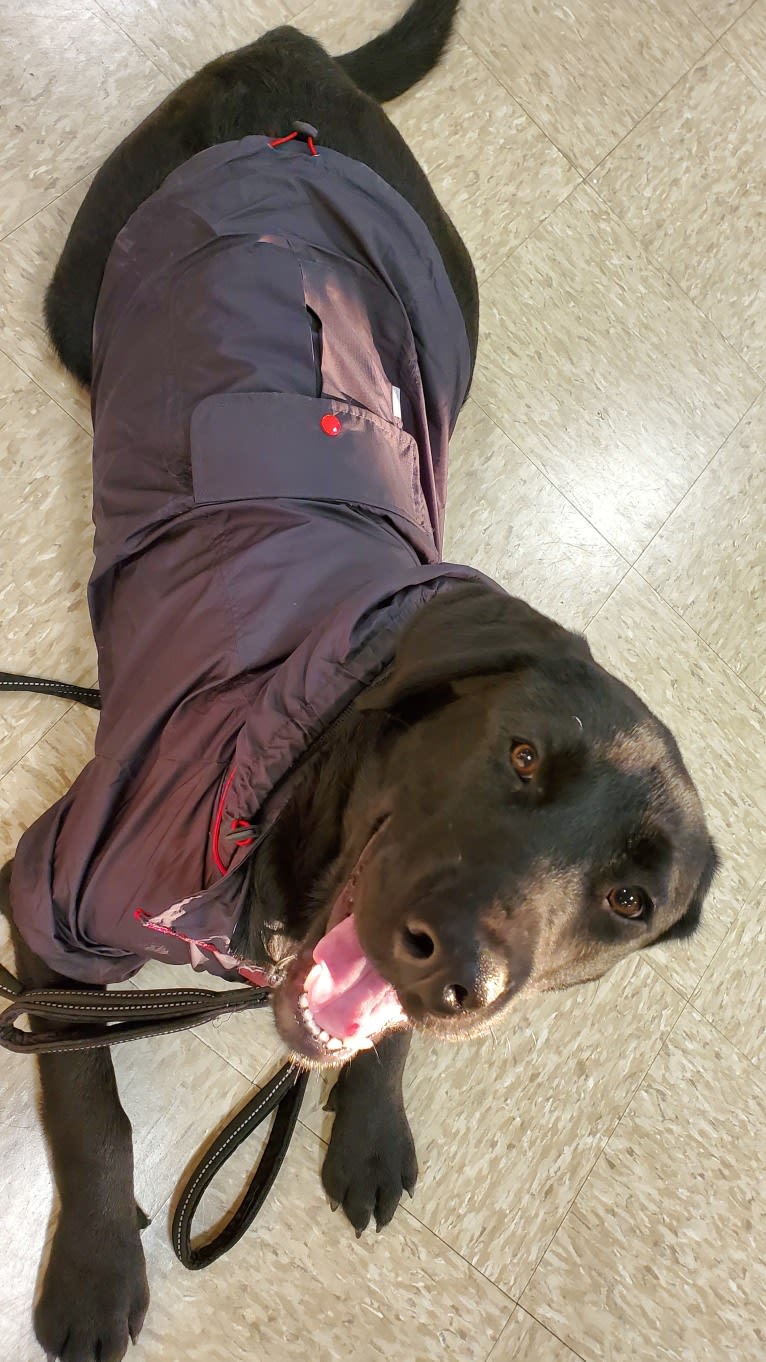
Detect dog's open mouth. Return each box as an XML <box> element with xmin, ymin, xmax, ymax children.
<box><xmin>272</xmin><ymin>818</ymin><xmax>407</xmax><ymax>1064</ymax></box>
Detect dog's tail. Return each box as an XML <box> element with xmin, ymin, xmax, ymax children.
<box><xmin>336</xmin><ymin>0</ymin><xmax>459</xmax><ymax>103</ymax></box>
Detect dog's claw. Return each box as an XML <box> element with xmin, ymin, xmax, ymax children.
<box><xmin>329</xmin><ymin>1199</ymin><xmax>340</xmax><ymax>1212</ymax></box>
<box><xmin>355</xmin><ymin>1227</ymin><xmax>364</xmax><ymax>1240</ymax></box>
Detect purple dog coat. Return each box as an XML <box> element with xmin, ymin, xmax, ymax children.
<box><xmin>11</xmin><ymin>133</ymin><xmax>493</xmax><ymax>985</ymax></box>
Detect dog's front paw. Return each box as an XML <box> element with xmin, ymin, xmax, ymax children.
<box><xmin>321</xmin><ymin>1085</ymin><xmax>418</xmax><ymax>1238</ymax></box>
<box><xmin>35</xmin><ymin>1214</ymin><xmax>149</xmax><ymax>1362</ymax></box>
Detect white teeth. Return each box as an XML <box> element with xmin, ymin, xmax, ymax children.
<box><xmin>297</xmin><ymin>990</ymin><xmax>344</xmax><ymax>1050</ymax></box>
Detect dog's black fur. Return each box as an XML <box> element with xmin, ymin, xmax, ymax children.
<box><xmin>8</xmin><ymin>5</ymin><xmax>717</xmax><ymax>1360</ymax></box>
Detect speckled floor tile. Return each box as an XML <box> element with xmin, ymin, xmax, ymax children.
<box><xmin>722</xmin><ymin>0</ymin><xmax>766</xmax><ymax>91</ymax></box>
<box><xmin>298</xmin><ymin>0</ymin><xmax>579</xmax><ymax>282</ymax></box>
<box><xmin>131</xmin><ymin>1124</ymin><xmax>512</xmax><ymax>1362</ymax></box>
<box><xmin>638</xmin><ymin>391</ymin><xmax>766</xmax><ymax>699</ymax></box>
<box><xmin>593</xmin><ymin>47</ymin><xmax>766</xmax><ymax>377</ymax></box>
<box><xmin>457</xmin><ymin>0</ymin><xmax>709</xmax><ymax>173</ymax></box>
<box><xmin>585</xmin><ymin>571</ymin><xmax>766</xmax><ymax>996</ymax></box>
<box><xmin>688</xmin><ymin>0</ymin><xmax>754</xmax><ymax>36</ymax></box>
<box><xmin>693</xmin><ymin>868</ymin><xmax>766</xmax><ymax>1073</ymax></box>
<box><xmin>0</xmin><ymin>179</ymin><xmax>92</xmax><ymax>432</ymax></box>
<box><xmin>522</xmin><ymin>1009</ymin><xmax>766</xmax><ymax>1362</ymax></box>
<box><xmin>303</xmin><ymin>954</ymin><xmax>683</xmax><ymax>1298</ymax></box>
<box><xmin>471</xmin><ymin>186</ymin><xmax>760</xmax><ymax>559</ymax></box>
<box><xmin>442</xmin><ymin>401</ymin><xmax>626</xmax><ymax>629</ymax></box>
<box><xmin>0</xmin><ymin>706</ymin><xmax>98</xmax><ymax>866</ymax></box>
<box><xmin>96</xmin><ymin>0</ymin><xmax>287</xmax><ymax>82</ymax></box>
<box><xmin>113</xmin><ymin>1031</ymin><xmax>255</xmax><ymax>1219</ymax></box>
<box><xmin>0</xmin><ymin>354</ymin><xmax>95</xmax><ymax>780</ymax></box>
<box><xmin>490</xmin><ymin>1309</ymin><xmax>583</xmax><ymax>1362</ymax></box>
<box><xmin>0</xmin><ymin>1</ymin><xmax>169</xmax><ymax>238</ymax></box>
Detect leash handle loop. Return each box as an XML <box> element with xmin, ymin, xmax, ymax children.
<box><xmin>171</xmin><ymin>1062</ymin><xmax>309</xmax><ymax>1269</ymax></box>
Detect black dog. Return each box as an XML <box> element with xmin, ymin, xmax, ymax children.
<box><xmin>7</xmin><ymin>4</ymin><xmax>716</xmax><ymax>1360</ymax></box>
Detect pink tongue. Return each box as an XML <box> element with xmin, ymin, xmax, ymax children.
<box><xmin>305</xmin><ymin>914</ymin><xmax>405</xmax><ymax>1045</ymax></box>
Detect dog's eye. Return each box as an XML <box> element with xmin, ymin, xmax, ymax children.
<box><xmin>607</xmin><ymin>886</ymin><xmax>652</xmax><ymax>920</ymax></box>
<box><xmin>510</xmin><ymin>740</ymin><xmax>539</xmax><ymax>780</ymax></box>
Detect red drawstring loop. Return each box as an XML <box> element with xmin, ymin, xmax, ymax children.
<box><xmin>269</xmin><ymin>131</ymin><xmax>299</xmax><ymax>148</ymax></box>
<box><xmin>269</xmin><ymin>126</ymin><xmax>319</xmax><ymax>156</ymax></box>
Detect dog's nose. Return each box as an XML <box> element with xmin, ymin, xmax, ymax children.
<box><xmin>395</xmin><ymin>919</ymin><xmax>515</xmax><ymax>1015</ymax></box>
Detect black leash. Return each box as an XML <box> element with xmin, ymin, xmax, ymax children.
<box><xmin>171</xmin><ymin>1062</ymin><xmax>309</xmax><ymax>1269</ymax></box>
<box><xmin>0</xmin><ymin>669</ymin><xmax>101</xmax><ymax>709</ymax></box>
<box><xmin>0</xmin><ymin>968</ymin><xmax>272</xmax><ymax>1054</ymax></box>
<box><xmin>0</xmin><ymin>669</ymin><xmax>308</xmax><ymax>1269</ymax></box>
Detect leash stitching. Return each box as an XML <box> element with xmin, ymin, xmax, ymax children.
<box><xmin>173</xmin><ymin>1065</ymin><xmax>297</xmax><ymax>1257</ymax></box>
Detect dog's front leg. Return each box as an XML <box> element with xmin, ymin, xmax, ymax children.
<box><xmin>321</xmin><ymin>1030</ymin><xmax>417</xmax><ymax>1237</ymax></box>
<box><xmin>11</xmin><ymin>927</ymin><xmax>149</xmax><ymax>1362</ymax></box>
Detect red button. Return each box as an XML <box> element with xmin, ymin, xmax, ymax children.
<box><xmin>320</xmin><ymin>413</ymin><xmax>342</xmax><ymax>437</ymax></box>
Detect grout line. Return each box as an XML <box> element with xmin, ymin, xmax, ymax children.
<box><xmin>455</xmin><ymin>34</ymin><xmax>583</xmax><ymax>176</ymax></box>
<box><xmin>388</xmin><ymin>1197</ymin><xmax>519</xmax><ymax>1304</ymax></box>
<box><xmin>508</xmin><ymin>1307</ymin><xmax>589</xmax><ymax>1362</ymax></box>
<box><xmin>580</xmin><ymin>560</ymin><xmax>633</xmax><ymax>631</ymax></box>
<box><xmin>472</xmin><ymin>205</ymin><xmax>763</xmax><ymax>587</ymax></box>
<box><xmin>520</xmin><ymin>982</ymin><xmax>766</xmax><ymax>1312</ymax></box>
<box><xmin>0</xmin><ymin>169</ymin><xmax>94</xmax><ymax>247</ymax></box>
<box><xmin>584</xmin><ymin>31</ymin><xmax>719</xmax><ymax>183</ymax></box>
<box><xmin>631</xmin><ymin>383</ymin><xmax>766</xmax><ymax>566</ymax></box>
<box><xmin>630</xmin><ymin>560</ymin><xmax>766</xmax><ymax>714</ymax></box>
<box><xmin>584</xmin><ymin>33</ymin><xmax>766</xmax><ymax>390</ymax></box>
<box><xmin>0</xmin><ymin>702</ymin><xmax>77</xmax><ymax>788</ymax></box>
<box><xmin>0</xmin><ymin>0</ymin><xmax>173</xmax><ymax>247</ymax></box>
<box><xmin>686</xmin><ymin>996</ymin><xmax>766</xmax><ymax>1083</ymax></box>
<box><xmin>193</xmin><ymin>1028</ymin><xmax>262</xmax><ymax>1084</ymax></box>
<box><xmin>467</xmin><ymin>382</ymin><xmax>635</xmax><ymax>585</ymax></box>
<box><xmin>482</xmin><ymin>1305</ymin><xmax>520</xmax><ymax>1362</ymax></box>
<box><xmin>643</xmin><ymin>878</ymin><xmax>766</xmax><ymax>1063</ymax></box>
<box><xmin>515</xmin><ymin>963</ymin><xmax>689</xmax><ymax>1301</ymax></box>
<box><xmin>689</xmin><ymin>0</ymin><xmax>760</xmax><ymax>41</ymax></box>
<box><xmin>687</xmin><ymin>861</ymin><xmax>766</xmax><ymax>998</ymax></box>
<box><xmin>459</xmin><ymin>11</ymin><xmax>718</xmax><ymax>178</ymax></box>
<box><xmin>90</xmin><ymin>0</ymin><xmax>173</xmax><ymax>83</ymax></box>
<box><xmin>586</xmin><ymin>182</ymin><xmax>765</xmax><ymax>390</ymax></box>
<box><xmin>476</xmin><ymin>174</ymin><xmax>584</xmax><ymax>293</ymax></box>
<box><xmin>0</xmin><ymin>340</ymin><xmax>92</xmax><ymax>435</ymax></box>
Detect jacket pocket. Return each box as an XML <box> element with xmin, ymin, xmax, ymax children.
<box><xmin>189</xmin><ymin>390</ymin><xmax>429</xmax><ymax>534</ymax></box>
<box><xmin>298</xmin><ymin>253</ymin><xmax>417</xmax><ymax>430</ymax></box>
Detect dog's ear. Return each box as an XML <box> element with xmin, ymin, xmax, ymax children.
<box><xmin>357</xmin><ymin>583</ymin><xmax>592</xmax><ymax>711</ymax></box>
<box><xmin>653</xmin><ymin>840</ymin><xmax>719</xmax><ymax>945</ymax></box>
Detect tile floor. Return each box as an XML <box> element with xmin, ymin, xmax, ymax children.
<box><xmin>1</xmin><ymin>1</ymin><xmax>764</xmax><ymax>1359</ymax></box>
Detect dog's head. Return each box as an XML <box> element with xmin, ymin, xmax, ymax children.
<box><xmin>273</xmin><ymin>586</ymin><xmax>716</xmax><ymax>1063</ymax></box>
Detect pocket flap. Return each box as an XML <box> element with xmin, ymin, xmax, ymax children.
<box><xmin>190</xmin><ymin>391</ymin><xmax>427</xmax><ymax>531</ymax></box>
